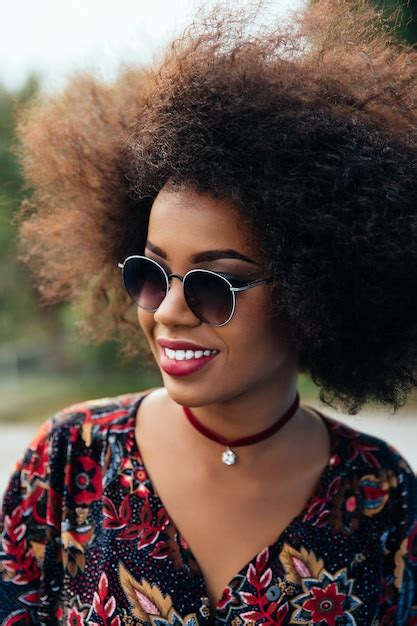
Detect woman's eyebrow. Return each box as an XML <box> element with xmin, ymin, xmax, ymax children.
<box><xmin>145</xmin><ymin>240</ymin><xmax>259</xmax><ymax>265</ymax></box>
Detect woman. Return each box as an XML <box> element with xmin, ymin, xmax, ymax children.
<box><xmin>1</xmin><ymin>0</ymin><xmax>417</xmax><ymax>623</ymax></box>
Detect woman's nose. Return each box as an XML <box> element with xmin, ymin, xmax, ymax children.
<box><xmin>153</xmin><ymin>276</ymin><xmax>201</xmax><ymax>326</ymax></box>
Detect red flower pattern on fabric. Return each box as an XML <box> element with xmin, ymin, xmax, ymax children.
<box><xmin>119</xmin><ymin>457</ymin><xmax>150</xmax><ymax>496</ymax></box>
<box><xmin>67</xmin><ymin>456</ymin><xmax>103</xmax><ymax>505</ymax></box>
<box><xmin>67</xmin><ymin>607</ymin><xmax>86</xmax><ymax>626</ymax></box>
<box><xmin>1</xmin><ymin>392</ymin><xmax>417</xmax><ymax>625</ymax></box>
<box><xmin>302</xmin><ymin>582</ymin><xmax>346</xmax><ymax>626</ymax></box>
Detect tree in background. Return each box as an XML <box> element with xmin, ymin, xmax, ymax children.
<box><xmin>0</xmin><ymin>76</ymin><xmax>161</xmax><ymax>421</ymax></box>
<box><xmin>371</xmin><ymin>0</ymin><xmax>417</xmax><ymax>44</ymax></box>
<box><xmin>310</xmin><ymin>0</ymin><xmax>417</xmax><ymax>43</ymax></box>
<box><xmin>0</xmin><ymin>76</ymin><xmax>43</xmax><ymax>343</ymax></box>
<box><xmin>0</xmin><ymin>76</ymin><xmax>80</xmax><ymax>372</ymax></box>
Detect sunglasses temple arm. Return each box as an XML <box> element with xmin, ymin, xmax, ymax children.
<box><xmin>231</xmin><ymin>278</ymin><xmax>273</xmax><ymax>292</ymax></box>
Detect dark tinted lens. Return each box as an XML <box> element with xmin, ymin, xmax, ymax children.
<box><xmin>184</xmin><ymin>271</ymin><xmax>233</xmax><ymax>325</ymax></box>
<box><xmin>123</xmin><ymin>257</ymin><xmax>167</xmax><ymax>310</ymax></box>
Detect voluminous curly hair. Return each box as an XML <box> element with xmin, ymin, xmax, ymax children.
<box><xmin>13</xmin><ymin>0</ymin><xmax>417</xmax><ymax>414</ymax></box>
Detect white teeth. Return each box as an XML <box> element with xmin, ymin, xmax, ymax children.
<box><xmin>163</xmin><ymin>347</ymin><xmax>218</xmax><ymax>361</ymax></box>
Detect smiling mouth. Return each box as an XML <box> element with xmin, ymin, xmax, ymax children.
<box><xmin>158</xmin><ymin>345</ymin><xmax>219</xmax><ymax>377</ymax></box>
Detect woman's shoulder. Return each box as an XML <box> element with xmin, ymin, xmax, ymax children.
<box><xmin>303</xmin><ymin>411</ymin><xmax>417</xmax><ymax>540</ymax></box>
<box><xmin>13</xmin><ymin>388</ymin><xmax>158</xmax><ymax>474</ymax></box>
<box><xmin>317</xmin><ymin>412</ymin><xmax>417</xmax><ymax>521</ymax></box>
<box><xmin>1</xmin><ymin>388</ymin><xmax>159</xmax><ymax>515</ymax></box>
<box><xmin>320</xmin><ymin>411</ymin><xmax>416</xmax><ymax>476</ymax></box>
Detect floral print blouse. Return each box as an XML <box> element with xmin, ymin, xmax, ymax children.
<box><xmin>1</xmin><ymin>388</ymin><xmax>417</xmax><ymax>625</ymax></box>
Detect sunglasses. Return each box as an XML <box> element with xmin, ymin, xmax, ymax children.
<box><xmin>118</xmin><ymin>255</ymin><xmax>273</xmax><ymax>326</ymax></box>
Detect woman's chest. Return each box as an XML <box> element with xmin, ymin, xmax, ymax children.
<box><xmin>131</xmin><ymin>400</ymin><xmax>334</xmax><ymax>613</ymax></box>
<box><xmin>60</xmin><ymin>495</ymin><xmax>386</xmax><ymax>626</ymax></box>
<box><xmin>59</xmin><ymin>455</ymin><xmax>389</xmax><ymax>626</ymax></box>
<box><xmin>142</xmin><ymin>459</ymin><xmax>330</xmax><ymax>613</ymax></box>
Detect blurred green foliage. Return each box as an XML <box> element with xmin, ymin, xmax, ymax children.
<box><xmin>371</xmin><ymin>0</ymin><xmax>417</xmax><ymax>44</ymax></box>
<box><xmin>0</xmin><ymin>75</ymin><xmax>163</xmax><ymax>421</ymax></box>
<box><xmin>310</xmin><ymin>0</ymin><xmax>417</xmax><ymax>44</ymax></box>
<box><xmin>0</xmin><ymin>75</ymin><xmax>43</xmax><ymax>342</ymax></box>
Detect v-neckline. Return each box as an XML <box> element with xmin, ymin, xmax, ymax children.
<box><xmin>127</xmin><ymin>390</ymin><xmax>340</xmax><ymax>616</ymax></box>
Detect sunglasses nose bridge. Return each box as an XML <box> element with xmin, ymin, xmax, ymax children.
<box><xmin>165</xmin><ymin>272</ymin><xmax>185</xmax><ymax>298</ymax></box>
<box><xmin>166</xmin><ymin>271</ymin><xmax>226</xmax><ymax>326</ymax></box>
<box><xmin>167</xmin><ymin>272</ymin><xmax>184</xmax><ymax>284</ymax></box>
<box><xmin>158</xmin><ymin>271</ymin><xmax>193</xmax><ymax>308</ymax></box>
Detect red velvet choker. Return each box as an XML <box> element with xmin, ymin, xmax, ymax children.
<box><xmin>182</xmin><ymin>392</ymin><xmax>300</xmax><ymax>466</ymax></box>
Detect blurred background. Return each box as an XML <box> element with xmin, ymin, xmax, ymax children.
<box><xmin>1</xmin><ymin>0</ymin><xmax>417</xmax><ymax>493</ymax></box>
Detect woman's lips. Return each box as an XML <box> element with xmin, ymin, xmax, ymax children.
<box><xmin>159</xmin><ymin>347</ymin><xmax>218</xmax><ymax>377</ymax></box>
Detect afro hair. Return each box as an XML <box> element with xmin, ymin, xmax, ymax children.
<box><xmin>13</xmin><ymin>0</ymin><xmax>417</xmax><ymax>414</ymax></box>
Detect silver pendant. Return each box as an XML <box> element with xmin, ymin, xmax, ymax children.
<box><xmin>222</xmin><ymin>447</ymin><xmax>237</xmax><ymax>465</ymax></box>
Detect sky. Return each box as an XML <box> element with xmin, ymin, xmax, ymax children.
<box><xmin>1</xmin><ymin>0</ymin><xmax>305</xmax><ymax>93</ymax></box>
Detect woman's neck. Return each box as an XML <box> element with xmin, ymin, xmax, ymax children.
<box><xmin>162</xmin><ymin>371</ymin><xmax>302</xmax><ymax>464</ymax></box>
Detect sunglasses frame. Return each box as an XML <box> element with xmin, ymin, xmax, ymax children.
<box><xmin>118</xmin><ymin>254</ymin><xmax>273</xmax><ymax>326</ymax></box>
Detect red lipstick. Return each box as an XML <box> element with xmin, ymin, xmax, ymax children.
<box><xmin>157</xmin><ymin>338</ymin><xmax>214</xmax><ymax>350</ymax></box>
<box><xmin>157</xmin><ymin>339</ymin><xmax>219</xmax><ymax>377</ymax></box>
